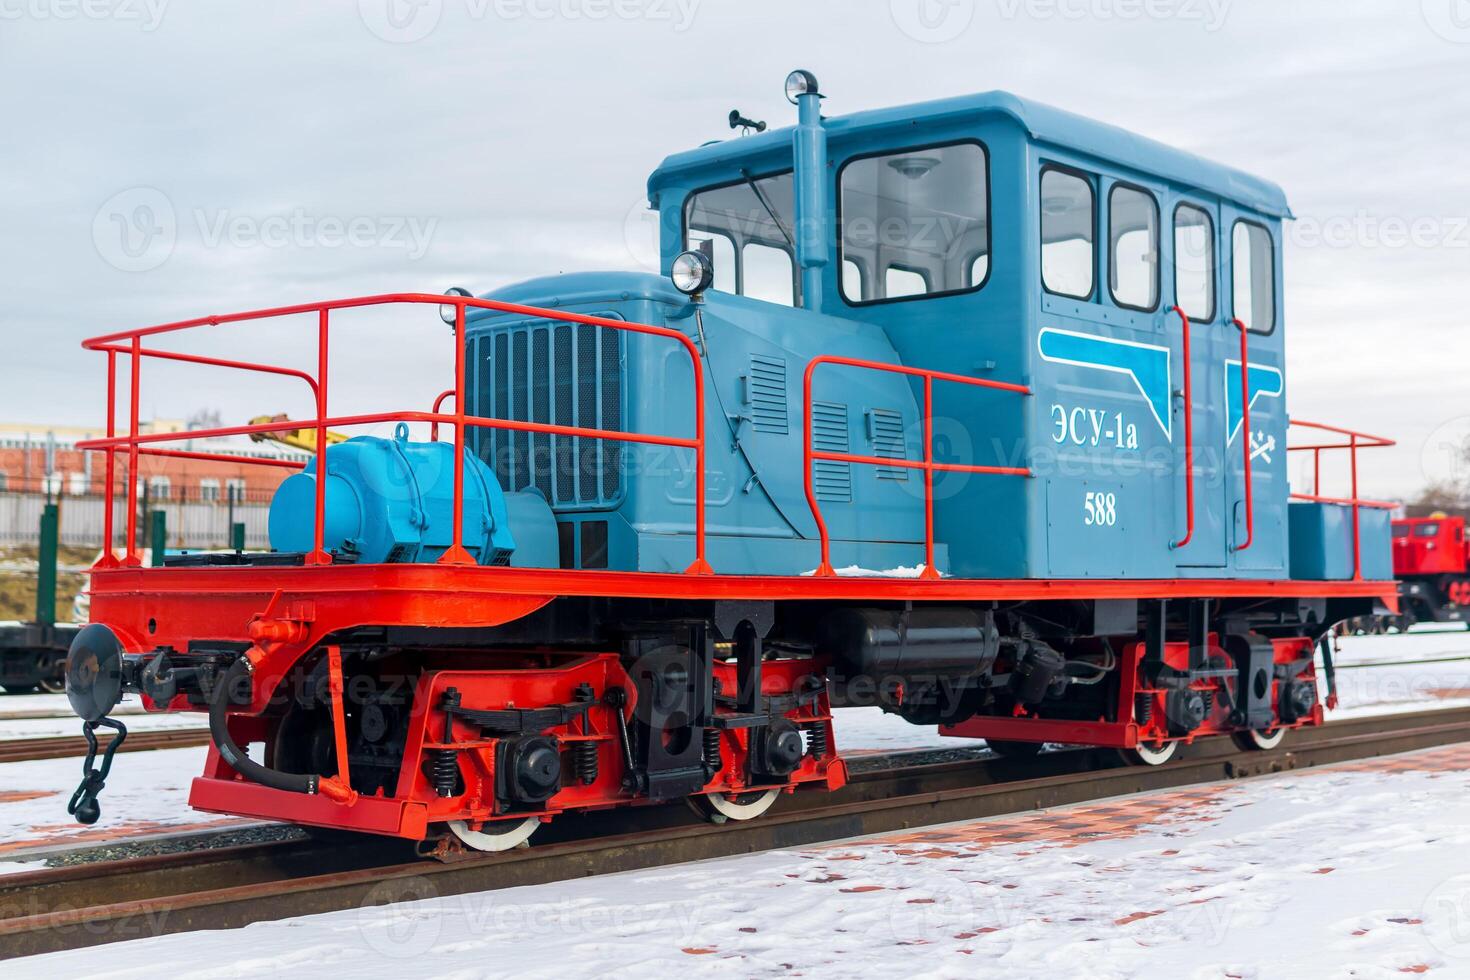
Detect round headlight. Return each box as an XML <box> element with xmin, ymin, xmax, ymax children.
<box><xmin>670</xmin><ymin>250</ymin><xmax>714</xmax><ymax>296</ymax></box>
<box><xmin>440</xmin><ymin>286</ymin><xmax>472</xmax><ymax>326</ymax></box>
<box><xmin>784</xmin><ymin>69</ymin><xmax>819</xmax><ymax>104</ymax></box>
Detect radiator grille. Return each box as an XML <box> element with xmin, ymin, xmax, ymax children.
<box><xmin>810</xmin><ymin>401</ymin><xmax>852</xmax><ymax>503</ymax></box>
<box><xmin>473</xmin><ymin>321</ymin><xmax>624</xmax><ymax>507</ymax></box>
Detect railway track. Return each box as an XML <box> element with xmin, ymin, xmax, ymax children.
<box><xmin>0</xmin><ymin>728</ymin><xmax>210</xmax><ymax>764</ymax></box>
<box><xmin>4</xmin><ymin>706</ymin><xmax>1470</xmax><ymax>960</ymax></box>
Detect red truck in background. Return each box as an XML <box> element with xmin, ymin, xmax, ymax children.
<box><xmin>1390</xmin><ymin>515</ymin><xmax>1470</xmax><ymax>628</ymax></box>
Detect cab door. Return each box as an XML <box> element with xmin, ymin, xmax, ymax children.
<box><xmin>1169</xmin><ymin>198</ymin><xmax>1229</xmax><ymax>569</ymax></box>
<box><xmin>1219</xmin><ymin>205</ymin><xmax>1287</xmax><ymax>573</ymax></box>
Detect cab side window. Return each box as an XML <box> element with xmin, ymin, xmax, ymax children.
<box><xmin>1040</xmin><ymin>166</ymin><xmax>1095</xmax><ymax>300</ymax></box>
<box><xmin>1173</xmin><ymin>204</ymin><xmax>1215</xmax><ymax>321</ymax></box>
<box><xmin>1108</xmin><ymin>184</ymin><xmax>1159</xmax><ymax>311</ymax></box>
<box><xmin>1232</xmin><ymin>220</ymin><xmax>1276</xmax><ymax>333</ymax></box>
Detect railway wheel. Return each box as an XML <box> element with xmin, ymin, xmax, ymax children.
<box><xmin>1117</xmin><ymin>739</ymin><xmax>1178</xmax><ymax>766</ymax></box>
<box><xmin>447</xmin><ymin>816</ymin><xmax>541</xmax><ymax>852</ymax></box>
<box><xmin>1233</xmin><ymin>727</ymin><xmax>1286</xmax><ymax>751</ymax></box>
<box><xmin>37</xmin><ymin>654</ymin><xmax>65</xmax><ymax>694</ymax></box>
<box><xmin>985</xmin><ymin>739</ymin><xmax>1045</xmax><ymax>760</ymax></box>
<box><xmin>687</xmin><ymin>789</ymin><xmax>781</xmax><ymax>824</ymax></box>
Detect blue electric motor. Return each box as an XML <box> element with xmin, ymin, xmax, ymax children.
<box><xmin>268</xmin><ymin>425</ymin><xmax>558</xmax><ymax>567</ymax></box>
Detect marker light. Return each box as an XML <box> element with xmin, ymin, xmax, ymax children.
<box><xmin>440</xmin><ymin>286</ymin><xmax>472</xmax><ymax>326</ymax></box>
<box><xmin>670</xmin><ymin>250</ymin><xmax>714</xmax><ymax>296</ymax></box>
<box><xmin>784</xmin><ymin>69</ymin><xmax>819</xmax><ymax>104</ymax></box>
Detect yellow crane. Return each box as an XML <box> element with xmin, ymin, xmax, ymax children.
<box><xmin>248</xmin><ymin>414</ymin><xmax>349</xmax><ymax>454</ymax></box>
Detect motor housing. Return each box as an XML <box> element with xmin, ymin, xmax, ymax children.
<box><xmin>268</xmin><ymin>427</ymin><xmax>558</xmax><ymax>566</ymax></box>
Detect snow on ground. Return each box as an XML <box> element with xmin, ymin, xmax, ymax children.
<box><xmin>13</xmin><ymin>743</ymin><xmax>1470</xmax><ymax>979</ymax></box>
<box><xmin>1329</xmin><ymin>628</ymin><xmax>1470</xmax><ymax>719</ymax></box>
<box><xmin>0</xmin><ymin>746</ymin><xmax>240</xmax><ymax>857</ymax></box>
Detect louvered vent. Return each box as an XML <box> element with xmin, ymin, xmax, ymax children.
<box><xmin>867</xmin><ymin>408</ymin><xmax>909</xmax><ymax>481</ymax></box>
<box><xmin>473</xmin><ymin>321</ymin><xmax>624</xmax><ymax>507</ymax></box>
<box><xmin>745</xmin><ymin>354</ymin><xmax>788</xmax><ymax>435</ymax></box>
<box><xmin>810</xmin><ymin>401</ymin><xmax>851</xmax><ymax>503</ymax></box>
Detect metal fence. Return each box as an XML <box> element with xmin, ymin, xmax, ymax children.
<box><xmin>0</xmin><ymin>491</ymin><xmax>271</xmax><ymax>550</ymax></box>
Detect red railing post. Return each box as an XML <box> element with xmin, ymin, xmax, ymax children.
<box><xmin>687</xmin><ymin>337</ymin><xmax>713</xmax><ymax>576</ymax></box>
<box><xmin>124</xmin><ymin>337</ymin><xmax>141</xmax><ymax>566</ymax></box>
<box><xmin>439</xmin><ymin>302</ymin><xmax>475</xmax><ymax>566</ymax></box>
<box><xmin>1350</xmin><ymin>432</ymin><xmax>1361</xmax><ymax>580</ymax></box>
<box><xmin>98</xmin><ymin>350</ymin><xmax>119</xmax><ymax>569</ymax></box>
<box><xmin>921</xmin><ymin>374</ymin><xmax>939</xmax><ymax>580</ymax></box>
<box><xmin>307</xmin><ymin>309</ymin><xmax>332</xmax><ymax>566</ymax></box>
<box><xmin>1231</xmin><ymin>318</ymin><xmax>1254</xmax><ymax>553</ymax></box>
<box><xmin>1169</xmin><ymin>306</ymin><xmax>1195</xmax><ymax>551</ymax></box>
<box><xmin>430</xmin><ymin>389</ymin><xmax>455</xmax><ymax>441</ymax></box>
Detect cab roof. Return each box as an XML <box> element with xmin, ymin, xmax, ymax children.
<box><xmin>647</xmin><ymin>90</ymin><xmax>1292</xmax><ymax>220</ymax></box>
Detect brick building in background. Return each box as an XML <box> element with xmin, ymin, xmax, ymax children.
<box><xmin>0</xmin><ymin>419</ymin><xmax>304</xmax><ymax>504</ymax></box>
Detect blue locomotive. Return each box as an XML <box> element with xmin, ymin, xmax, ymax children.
<box><xmin>68</xmin><ymin>73</ymin><xmax>1397</xmax><ymax>847</ymax></box>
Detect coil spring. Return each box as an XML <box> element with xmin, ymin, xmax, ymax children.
<box><xmin>1199</xmin><ymin>689</ymin><xmax>1215</xmax><ymax>717</ymax></box>
<box><xmin>805</xmin><ymin>724</ymin><xmax>829</xmax><ymax>759</ymax></box>
<box><xmin>703</xmin><ymin>726</ymin><xmax>722</xmax><ymax>775</ymax></box>
<box><xmin>573</xmin><ymin>739</ymin><xmax>599</xmax><ymax>785</ymax></box>
<box><xmin>1135</xmin><ymin>693</ymin><xmax>1154</xmax><ymax>726</ymax></box>
<box><xmin>430</xmin><ymin>748</ymin><xmax>459</xmax><ymax>798</ymax></box>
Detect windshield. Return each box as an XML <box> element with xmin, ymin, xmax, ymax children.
<box><xmin>684</xmin><ymin>173</ymin><xmax>798</xmax><ymax>306</ymax></box>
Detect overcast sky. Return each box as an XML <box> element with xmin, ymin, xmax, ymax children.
<box><xmin>2</xmin><ymin>0</ymin><xmax>1467</xmax><ymax>500</ymax></box>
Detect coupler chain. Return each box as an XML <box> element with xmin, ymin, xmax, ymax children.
<box><xmin>68</xmin><ymin>717</ymin><xmax>128</xmax><ymax>825</ymax></box>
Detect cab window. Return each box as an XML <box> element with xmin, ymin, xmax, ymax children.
<box><xmin>1415</xmin><ymin>522</ymin><xmax>1441</xmax><ymax>538</ymax></box>
<box><xmin>685</xmin><ymin>172</ymin><xmax>798</xmax><ymax>306</ymax></box>
<box><xmin>1173</xmin><ymin>203</ymin><xmax>1215</xmax><ymax>321</ymax></box>
<box><xmin>1108</xmin><ymin>183</ymin><xmax>1159</xmax><ymax>311</ymax></box>
<box><xmin>1040</xmin><ymin>166</ymin><xmax>1095</xmax><ymax>300</ymax></box>
<box><xmin>839</xmin><ymin>141</ymin><xmax>989</xmax><ymax>304</ymax></box>
<box><xmin>1232</xmin><ymin>220</ymin><xmax>1276</xmax><ymax>333</ymax></box>
<box><xmin>1392</xmin><ymin>524</ymin><xmax>1411</xmax><ymax>539</ymax></box>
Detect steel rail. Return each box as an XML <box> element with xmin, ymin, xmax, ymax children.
<box><xmin>0</xmin><ymin>728</ymin><xmax>211</xmax><ymax>764</ymax></box>
<box><xmin>4</xmin><ymin>706</ymin><xmax>1470</xmax><ymax>959</ymax></box>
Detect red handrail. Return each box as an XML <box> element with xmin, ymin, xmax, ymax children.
<box><xmin>1287</xmin><ymin>419</ymin><xmax>1396</xmax><ymax>581</ymax></box>
<box><xmin>1230</xmin><ymin>318</ymin><xmax>1254</xmax><ymax>552</ymax></box>
<box><xmin>1169</xmin><ymin>306</ymin><xmax>1194</xmax><ymax>550</ymax></box>
<box><xmin>802</xmin><ymin>356</ymin><xmax>1031</xmax><ymax>579</ymax></box>
<box><xmin>78</xmin><ymin>293</ymin><xmax>712</xmax><ymax>575</ymax></box>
